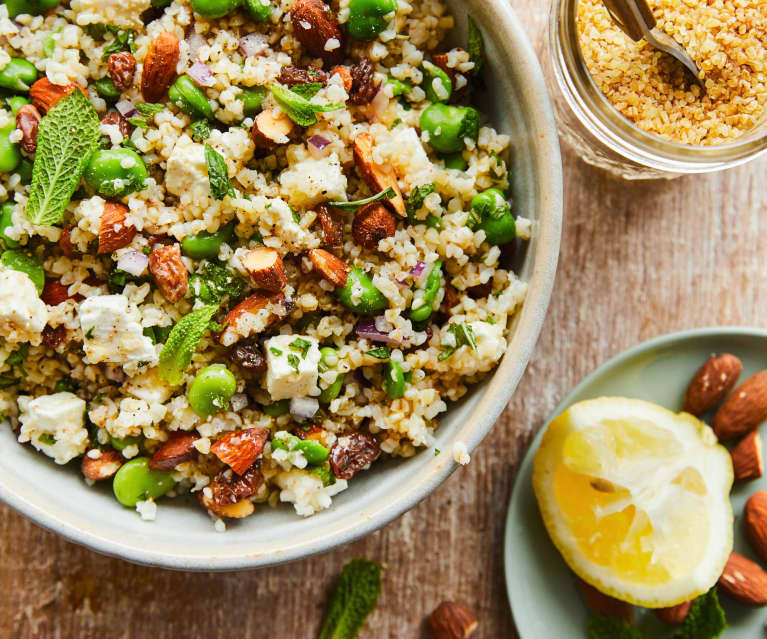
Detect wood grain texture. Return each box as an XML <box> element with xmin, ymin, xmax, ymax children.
<box><xmin>3</xmin><ymin>3</ymin><xmax>767</xmax><ymax>637</ymax></box>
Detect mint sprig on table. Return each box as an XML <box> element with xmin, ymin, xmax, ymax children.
<box><xmin>317</xmin><ymin>559</ymin><xmax>382</xmax><ymax>639</ymax></box>
<box><xmin>158</xmin><ymin>305</ymin><xmax>219</xmax><ymax>385</ymax></box>
<box><xmin>26</xmin><ymin>89</ymin><xmax>100</xmax><ymax>226</ymax></box>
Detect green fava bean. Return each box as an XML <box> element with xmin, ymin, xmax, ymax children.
<box><xmin>84</xmin><ymin>148</ymin><xmax>147</xmax><ymax>198</ymax></box>
<box><xmin>188</xmin><ymin>364</ymin><xmax>237</xmax><ymax>418</ymax></box>
<box><xmin>441</xmin><ymin>152</ymin><xmax>467</xmax><ymax>171</ymax></box>
<box><xmin>238</xmin><ymin>86</ymin><xmax>267</xmax><ymax>117</ymax></box>
<box><xmin>422</xmin><ymin>60</ymin><xmax>452</xmax><ymax>103</ymax></box>
<box><xmin>109</xmin><ymin>434</ymin><xmax>143</xmax><ymax>452</ymax></box>
<box><xmin>182</xmin><ymin>220</ymin><xmax>235</xmax><ymax>260</ymax></box>
<box><xmin>5</xmin><ymin>0</ymin><xmax>59</xmax><ymax>17</ymax></box>
<box><xmin>243</xmin><ymin>0</ymin><xmax>271</xmax><ymax>21</ymax></box>
<box><xmin>336</xmin><ymin>267</ymin><xmax>388</xmax><ymax>315</ymax></box>
<box><xmin>347</xmin><ymin>0</ymin><xmax>398</xmax><ymax>41</ymax></box>
<box><xmin>296</xmin><ymin>439</ymin><xmax>330</xmax><ymax>464</ymax></box>
<box><xmin>190</xmin><ymin>0</ymin><xmax>241</xmax><ymax>18</ymax></box>
<box><xmin>0</xmin><ymin>203</ymin><xmax>19</xmax><ymax>249</ymax></box>
<box><xmin>7</xmin><ymin>96</ymin><xmax>29</xmax><ymax>116</ymax></box>
<box><xmin>409</xmin><ymin>260</ymin><xmax>442</xmax><ymax>322</ymax></box>
<box><xmin>0</xmin><ymin>59</ymin><xmax>39</xmax><ymax>92</ymax></box>
<box><xmin>0</xmin><ymin>123</ymin><xmax>21</xmax><ymax>174</ymax></box>
<box><xmin>169</xmin><ymin>75</ymin><xmax>214</xmax><ymax>120</ymax></box>
<box><xmin>419</xmin><ymin>104</ymin><xmax>479</xmax><ymax>154</ymax></box>
<box><xmin>386</xmin><ymin>77</ymin><xmax>411</xmax><ymax>97</ymax></box>
<box><xmin>113</xmin><ymin>457</ymin><xmax>174</xmax><ymax>507</ymax></box>
<box><xmin>471</xmin><ymin>187</ymin><xmax>516</xmax><ymax>245</ymax></box>
<box><xmin>383</xmin><ymin>360</ymin><xmax>406</xmax><ymax>399</ymax></box>
<box><xmin>261</xmin><ymin>398</ymin><xmax>290</xmax><ymax>417</ymax></box>
<box><xmin>94</xmin><ymin>77</ymin><xmax>121</xmax><ymax>101</ymax></box>
<box><xmin>1</xmin><ymin>249</ymin><xmax>44</xmax><ymax>294</ymax></box>
<box><xmin>318</xmin><ymin>346</ymin><xmax>343</xmax><ymax>403</ymax></box>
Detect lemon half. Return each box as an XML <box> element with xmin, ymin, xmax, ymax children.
<box><xmin>532</xmin><ymin>397</ymin><xmax>733</xmax><ymax>607</ymax></box>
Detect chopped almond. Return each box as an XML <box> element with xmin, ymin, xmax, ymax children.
<box><xmin>211</xmin><ymin>427</ymin><xmax>269</xmax><ymax>475</ymax></box>
<box><xmin>241</xmin><ymin>247</ymin><xmax>287</xmax><ymax>293</ymax></box>
<box><xmin>59</xmin><ymin>226</ymin><xmax>76</xmax><ymax>257</ymax></box>
<box><xmin>220</xmin><ymin>291</ymin><xmax>286</xmax><ymax>346</ymax></box>
<box><xmin>307</xmin><ymin>248</ymin><xmax>350</xmax><ymax>287</ymax></box>
<box><xmin>353</xmin><ymin>133</ymin><xmax>406</xmax><ymax>217</ymax></box>
<box><xmin>30</xmin><ymin>78</ymin><xmax>84</xmax><ymax>113</ymax></box>
<box><xmin>149</xmin><ymin>243</ymin><xmax>188</xmax><ymax>303</ymax></box>
<box><xmin>252</xmin><ymin>108</ymin><xmax>293</xmax><ymax>151</ymax></box>
<box><xmin>149</xmin><ymin>432</ymin><xmax>198</xmax><ymax>471</ymax></box>
<box><xmin>577</xmin><ymin>579</ymin><xmax>634</xmax><ymax>624</ymax></box>
<box><xmin>330</xmin><ymin>65</ymin><xmax>353</xmax><ymax>91</ymax></box>
<box><xmin>81</xmin><ymin>449</ymin><xmax>123</xmax><ymax>481</ymax></box>
<box><xmin>316</xmin><ymin>204</ymin><xmax>343</xmax><ymax>247</ymax></box>
<box><xmin>352</xmin><ymin>202</ymin><xmax>395</xmax><ymax>249</ymax></box>
<box><xmin>98</xmin><ymin>201</ymin><xmax>136</xmax><ymax>254</ymax></box>
<box><xmin>732</xmin><ymin>430</ymin><xmax>764</xmax><ymax>482</ymax></box>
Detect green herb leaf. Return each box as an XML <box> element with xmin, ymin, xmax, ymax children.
<box><xmin>328</xmin><ymin>187</ymin><xmax>395</xmax><ymax>211</ymax></box>
<box><xmin>318</xmin><ymin>559</ymin><xmax>382</xmax><ymax>639</ymax></box>
<box><xmin>671</xmin><ymin>588</ymin><xmax>726</xmax><ymax>639</ymax></box>
<box><xmin>189</xmin><ymin>263</ymin><xmax>246</xmax><ymax>304</ymax></box>
<box><xmin>269</xmin><ymin>347</ymin><xmax>283</xmax><ymax>356</ymax></box>
<box><xmin>135</xmin><ymin>102</ymin><xmax>165</xmax><ymax>116</ymax></box>
<box><xmin>270</xmin><ymin>85</ymin><xmax>343</xmax><ymax>127</ymax></box>
<box><xmin>190</xmin><ymin>119</ymin><xmax>211</xmax><ymax>142</ymax></box>
<box><xmin>289</xmin><ymin>337</ymin><xmax>312</xmax><ymax>358</ymax></box>
<box><xmin>406</xmin><ymin>183</ymin><xmax>436</xmax><ymax>221</ymax></box>
<box><xmin>439</xmin><ymin>323</ymin><xmax>477</xmax><ymax>361</ymax></box>
<box><xmin>291</xmin><ymin>82</ymin><xmax>324</xmax><ymax>99</ymax></box>
<box><xmin>287</xmin><ymin>353</ymin><xmax>300</xmax><ymax>373</ymax></box>
<box><xmin>158</xmin><ymin>305</ymin><xmax>219</xmax><ymax>385</ymax></box>
<box><xmin>291</xmin><ymin>207</ymin><xmax>301</xmax><ymax>224</ymax></box>
<box><xmin>366</xmin><ymin>347</ymin><xmax>390</xmax><ymax>359</ymax></box>
<box><xmin>204</xmin><ymin>144</ymin><xmax>235</xmax><ymax>201</ymax></box>
<box><xmin>467</xmin><ymin>16</ymin><xmax>485</xmax><ymax>83</ymax></box>
<box><xmin>101</xmin><ymin>28</ymin><xmax>135</xmax><ymax>60</ymax></box>
<box><xmin>38</xmin><ymin>433</ymin><xmax>56</xmax><ymax>446</ymax></box>
<box><xmin>128</xmin><ymin>116</ymin><xmax>149</xmax><ymax>129</ymax></box>
<box><xmin>26</xmin><ymin>90</ymin><xmax>101</xmax><ymax>226</ymax></box>
<box><xmin>586</xmin><ymin>616</ymin><xmax>642</xmax><ymax>639</ymax></box>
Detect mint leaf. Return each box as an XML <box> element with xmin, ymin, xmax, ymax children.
<box><xmin>204</xmin><ymin>144</ymin><xmax>235</xmax><ymax>200</ymax></box>
<box><xmin>270</xmin><ymin>85</ymin><xmax>343</xmax><ymax>127</ymax></box>
<box><xmin>318</xmin><ymin>559</ymin><xmax>382</xmax><ymax>639</ymax></box>
<box><xmin>366</xmin><ymin>347</ymin><xmax>390</xmax><ymax>359</ymax></box>
<box><xmin>135</xmin><ymin>102</ymin><xmax>164</xmax><ymax>116</ymax></box>
<box><xmin>406</xmin><ymin>183</ymin><xmax>436</xmax><ymax>221</ymax></box>
<box><xmin>291</xmin><ymin>82</ymin><xmax>323</xmax><ymax>99</ymax></box>
<box><xmin>158</xmin><ymin>305</ymin><xmax>219</xmax><ymax>384</ymax></box>
<box><xmin>467</xmin><ymin>16</ymin><xmax>485</xmax><ymax>83</ymax></box>
<box><xmin>26</xmin><ymin>90</ymin><xmax>100</xmax><ymax>226</ymax></box>
<box><xmin>328</xmin><ymin>187</ymin><xmax>395</xmax><ymax>210</ymax></box>
<box><xmin>586</xmin><ymin>616</ymin><xmax>642</xmax><ymax>639</ymax></box>
<box><xmin>671</xmin><ymin>589</ymin><xmax>726</xmax><ymax>639</ymax></box>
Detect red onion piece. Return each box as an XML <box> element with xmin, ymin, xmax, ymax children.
<box><xmin>239</xmin><ymin>33</ymin><xmax>267</xmax><ymax>58</ymax></box>
<box><xmin>290</xmin><ymin>397</ymin><xmax>319</xmax><ymax>421</ymax></box>
<box><xmin>366</xmin><ymin>83</ymin><xmax>388</xmax><ymax>122</ymax></box>
<box><xmin>409</xmin><ymin>261</ymin><xmax>426</xmax><ymax>278</ymax></box>
<box><xmin>355</xmin><ymin>318</ymin><xmax>402</xmax><ymax>346</ymax></box>
<box><xmin>188</xmin><ymin>61</ymin><xmax>214</xmax><ymax>87</ymax></box>
<box><xmin>116</xmin><ymin>100</ymin><xmax>136</xmax><ymax>117</ymax></box>
<box><xmin>116</xmin><ymin>251</ymin><xmax>149</xmax><ymax>277</ymax></box>
<box><xmin>307</xmin><ymin>135</ymin><xmax>331</xmax><ymax>159</ymax></box>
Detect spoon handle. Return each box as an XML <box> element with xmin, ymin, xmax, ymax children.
<box><xmin>601</xmin><ymin>0</ymin><xmax>656</xmax><ymax>41</ymax></box>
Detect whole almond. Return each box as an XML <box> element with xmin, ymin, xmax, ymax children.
<box><xmin>428</xmin><ymin>601</ymin><xmax>478</xmax><ymax>639</ymax></box>
<box><xmin>16</xmin><ymin>103</ymin><xmax>41</xmax><ymax>153</ymax></box>
<box><xmin>683</xmin><ymin>353</ymin><xmax>742</xmax><ymax>417</ymax></box>
<box><xmin>732</xmin><ymin>430</ymin><xmax>763</xmax><ymax>482</ymax></box>
<box><xmin>241</xmin><ymin>246</ymin><xmax>287</xmax><ymax>293</ymax></box>
<box><xmin>211</xmin><ymin>427</ymin><xmax>269</xmax><ymax>475</ymax></box>
<box><xmin>30</xmin><ymin>78</ymin><xmax>84</xmax><ymax>113</ymax></box>
<box><xmin>745</xmin><ymin>491</ymin><xmax>767</xmax><ymax>563</ymax></box>
<box><xmin>251</xmin><ymin>108</ymin><xmax>293</xmax><ymax>151</ymax></box>
<box><xmin>149</xmin><ymin>243</ymin><xmax>188</xmax><ymax>303</ymax></box>
<box><xmin>352</xmin><ymin>201</ymin><xmax>396</xmax><ymax>249</ymax></box>
<box><xmin>98</xmin><ymin>201</ymin><xmax>136</xmax><ymax>254</ymax></box>
<box><xmin>577</xmin><ymin>578</ymin><xmax>633</xmax><ymax>624</ymax></box>
<box><xmin>141</xmin><ymin>31</ymin><xmax>179</xmax><ymax>103</ymax></box>
<box><xmin>149</xmin><ymin>432</ymin><xmax>198</xmax><ymax>471</ymax></box>
<box><xmin>712</xmin><ymin>370</ymin><xmax>767</xmax><ymax>441</ymax></box>
<box><xmin>220</xmin><ymin>291</ymin><xmax>286</xmax><ymax>346</ymax></box>
<box><xmin>81</xmin><ymin>449</ymin><xmax>123</xmax><ymax>481</ymax></box>
<box><xmin>307</xmin><ymin>248</ymin><xmax>349</xmax><ymax>287</ymax></box>
<box><xmin>353</xmin><ymin>133</ymin><xmax>406</xmax><ymax>217</ymax></box>
<box><xmin>654</xmin><ymin>600</ymin><xmax>693</xmax><ymax>625</ymax></box>
<box><xmin>290</xmin><ymin>0</ymin><xmax>345</xmax><ymax>65</ymax></box>
<box><xmin>718</xmin><ymin>551</ymin><xmax>767</xmax><ymax>606</ymax></box>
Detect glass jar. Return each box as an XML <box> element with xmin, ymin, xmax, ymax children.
<box><xmin>543</xmin><ymin>0</ymin><xmax>767</xmax><ymax>179</ymax></box>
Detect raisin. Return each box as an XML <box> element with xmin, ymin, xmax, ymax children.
<box><xmin>349</xmin><ymin>58</ymin><xmax>377</xmax><ymax>105</ymax></box>
<box><xmin>329</xmin><ymin>431</ymin><xmax>380</xmax><ymax>480</ymax></box>
<box><xmin>231</xmin><ymin>341</ymin><xmax>266</xmax><ymax>374</ymax></box>
<box><xmin>209</xmin><ymin>463</ymin><xmax>263</xmax><ymax>506</ymax></box>
<box><xmin>108</xmin><ymin>51</ymin><xmax>137</xmax><ymax>92</ymax></box>
<box><xmin>41</xmin><ymin>325</ymin><xmax>67</xmax><ymax>349</ymax></box>
<box><xmin>16</xmin><ymin>104</ymin><xmax>41</xmax><ymax>154</ymax></box>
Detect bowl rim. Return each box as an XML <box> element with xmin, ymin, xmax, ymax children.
<box><xmin>0</xmin><ymin>1</ymin><xmax>563</xmax><ymax>570</ymax></box>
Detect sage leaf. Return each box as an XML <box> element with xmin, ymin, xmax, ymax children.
<box><xmin>158</xmin><ymin>305</ymin><xmax>219</xmax><ymax>385</ymax></box>
<box><xmin>26</xmin><ymin>89</ymin><xmax>101</xmax><ymax>227</ymax></box>
<box><xmin>204</xmin><ymin>144</ymin><xmax>235</xmax><ymax>200</ymax></box>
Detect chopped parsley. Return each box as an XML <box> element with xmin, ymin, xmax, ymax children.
<box><xmin>287</xmin><ymin>353</ymin><xmax>300</xmax><ymax>373</ymax></box>
<box><xmin>101</xmin><ymin>27</ymin><xmax>136</xmax><ymax>60</ymax></box>
<box><xmin>84</xmin><ymin>327</ymin><xmax>95</xmax><ymax>339</ymax></box>
<box><xmin>366</xmin><ymin>346</ymin><xmax>390</xmax><ymax>359</ymax></box>
<box><xmin>484</xmin><ymin>317</ymin><xmax>496</xmax><ymax>324</ymax></box>
<box><xmin>291</xmin><ymin>207</ymin><xmax>301</xmax><ymax>224</ymax></box>
<box><xmin>434</xmin><ymin>449</ymin><xmax>441</xmax><ymax>456</ymax></box>
<box><xmin>270</xmin><ymin>347</ymin><xmax>283</xmax><ymax>356</ymax></box>
<box><xmin>189</xmin><ymin>263</ymin><xmax>246</xmax><ymax>305</ymax></box>
<box><xmin>438</xmin><ymin>323</ymin><xmax>477</xmax><ymax>361</ymax></box>
<box><xmin>190</xmin><ymin>119</ymin><xmax>211</xmax><ymax>142</ymax></box>
<box><xmin>406</xmin><ymin>184</ymin><xmax>436</xmax><ymax>222</ymax></box>
<box><xmin>289</xmin><ymin>338</ymin><xmax>312</xmax><ymax>358</ymax></box>
<box><xmin>38</xmin><ymin>433</ymin><xmax>56</xmax><ymax>446</ymax></box>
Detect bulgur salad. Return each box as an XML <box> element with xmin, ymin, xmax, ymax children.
<box><xmin>0</xmin><ymin>0</ymin><xmax>529</xmax><ymax>525</ymax></box>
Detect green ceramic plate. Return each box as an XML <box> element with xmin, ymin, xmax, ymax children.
<box><xmin>505</xmin><ymin>327</ymin><xmax>767</xmax><ymax>638</ymax></box>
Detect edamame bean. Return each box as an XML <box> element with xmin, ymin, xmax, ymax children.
<box><xmin>5</xmin><ymin>0</ymin><xmax>59</xmax><ymax>17</ymax></box>
<box><xmin>110</xmin><ymin>434</ymin><xmax>143</xmax><ymax>452</ymax></box>
<box><xmin>261</xmin><ymin>399</ymin><xmax>290</xmax><ymax>417</ymax></box>
<box><xmin>94</xmin><ymin>77</ymin><xmax>121</xmax><ymax>101</ymax></box>
<box><xmin>441</xmin><ymin>152</ymin><xmax>467</xmax><ymax>171</ymax></box>
<box><xmin>0</xmin><ymin>250</ymin><xmax>44</xmax><ymax>294</ymax></box>
<box><xmin>297</xmin><ymin>439</ymin><xmax>329</xmax><ymax>464</ymax></box>
<box><xmin>0</xmin><ymin>59</ymin><xmax>39</xmax><ymax>92</ymax></box>
<box><xmin>336</xmin><ymin>267</ymin><xmax>388</xmax><ymax>315</ymax></box>
<box><xmin>308</xmin><ymin>463</ymin><xmax>335</xmax><ymax>486</ymax></box>
<box><xmin>84</xmin><ymin>148</ymin><xmax>147</xmax><ymax>198</ymax></box>
<box><xmin>383</xmin><ymin>360</ymin><xmax>405</xmax><ymax>399</ymax></box>
<box><xmin>168</xmin><ymin>75</ymin><xmax>215</xmax><ymax>120</ymax></box>
<box><xmin>188</xmin><ymin>364</ymin><xmax>237</xmax><ymax>418</ymax></box>
<box><xmin>181</xmin><ymin>220</ymin><xmax>235</xmax><ymax>260</ymax></box>
<box><xmin>112</xmin><ymin>457</ymin><xmax>174</xmax><ymax>507</ymax></box>
<box><xmin>386</xmin><ymin>77</ymin><xmax>411</xmax><ymax>97</ymax></box>
<box><xmin>0</xmin><ymin>123</ymin><xmax>21</xmax><ymax>174</ymax></box>
<box><xmin>419</xmin><ymin>104</ymin><xmax>479</xmax><ymax>154</ymax></box>
<box><xmin>409</xmin><ymin>260</ymin><xmax>442</xmax><ymax>322</ymax></box>
<box><xmin>7</xmin><ymin>96</ymin><xmax>29</xmax><ymax>116</ymax></box>
<box><xmin>347</xmin><ymin>0</ymin><xmax>398</xmax><ymax>41</ymax></box>
<box><xmin>243</xmin><ymin>0</ymin><xmax>271</xmax><ymax>21</ymax></box>
<box><xmin>0</xmin><ymin>203</ymin><xmax>19</xmax><ymax>249</ymax></box>
<box><xmin>238</xmin><ymin>86</ymin><xmax>267</xmax><ymax>117</ymax></box>
<box><xmin>318</xmin><ymin>346</ymin><xmax>343</xmax><ymax>404</ymax></box>
<box><xmin>422</xmin><ymin>60</ymin><xmax>452</xmax><ymax>103</ymax></box>
<box><xmin>470</xmin><ymin>187</ymin><xmax>516</xmax><ymax>245</ymax></box>
<box><xmin>190</xmin><ymin>0</ymin><xmax>241</xmax><ymax>18</ymax></box>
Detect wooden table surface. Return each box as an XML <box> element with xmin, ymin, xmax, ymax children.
<box><xmin>3</xmin><ymin>2</ymin><xmax>767</xmax><ymax>637</ymax></box>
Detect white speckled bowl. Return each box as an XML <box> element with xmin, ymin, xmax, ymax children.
<box><xmin>0</xmin><ymin>0</ymin><xmax>562</xmax><ymax>570</ymax></box>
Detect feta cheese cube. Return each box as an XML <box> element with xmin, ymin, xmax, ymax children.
<box><xmin>265</xmin><ymin>334</ymin><xmax>321</xmax><ymax>400</ymax></box>
<box><xmin>278</xmin><ymin>153</ymin><xmax>347</xmax><ymax>208</ymax></box>
<box><xmin>165</xmin><ymin>137</ymin><xmax>209</xmax><ymax>199</ymax></box>
<box><xmin>17</xmin><ymin>392</ymin><xmax>88</xmax><ymax>464</ymax></box>
<box><xmin>0</xmin><ymin>269</ymin><xmax>47</xmax><ymax>345</ymax></box>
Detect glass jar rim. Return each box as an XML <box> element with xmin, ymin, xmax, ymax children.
<box><xmin>550</xmin><ymin>0</ymin><xmax>767</xmax><ymax>174</ymax></box>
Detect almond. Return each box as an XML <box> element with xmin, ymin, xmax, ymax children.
<box><xmin>290</xmin><ymin>0</ymin><xmax>345</xmax><ymax>65</ymax></box>
<box><xmin>98</xmin><ymin>201</ymin><xmax>136</xmax><ymax>254</ymax></box>
<box><xmin>81</xmin><ymin>449</ymin><xmax>123</xmax><ymax>481</ymax></box>
<box><xmin>316</xmin><ymin>204</ymin><xmax>343</xmax><ymax>247</ymax></box>
<box><xmin>718</xmin><ymin>551</ymin><xmax>767</xmax><ymax>606</ymax></box>
<box><xmin>712</xmin><ymin>370</ymin><xmax>767</xmax><ymax>441</ymax></box>
<box><xmin>59</xmin><ymin>226</ymin><xmax>76</xmax><ymax>257</ymax></box>
<box><xmin>149</xmin><ymin>243</ymin><xmax>188</xmax><ymax>303</ymax></box>
<box><xmin>251</xmin><ymin>108</ymin><xmax>293</xmax><ymax>151</ymax></box>
<box><xmin>732</xmin><ymin>430</ymin><xmax>763</xmax><ymax>482</ymax></box>
<box><xmin>41</xmin><ymin>280</ymin><xmax>81</xmax><ymax>306</ymax></box>
<box><xmin>220</xmin><ymin>291</ymin><xmax>286</xmax><ymax>346</ymax></box>
<box><xmin>352</xmin><ymin>201</ymin><xmax>395</xmax><ymax>249</ymax></box>
<box><xmin>141</xmin><ymin>31</ymin><xmax>179</xmax><ymax>103</ymax></box>
<box><xmin>16</xmin><ymin>103</ymin><xmax>40</xmax><ymax>154</ymax></box>
<box><xmin>432</xmin><ymin>51</ymin><xmax>470</xmax><ymax>100</ymax></box>
<box><xmin>330</xmin><ymin>65</ymin><xmax>353</xmax><ymax>91</ymax></box>
<box><xmin>41</xmin><ymin>325</ymin><xmax>67</xmax><ymax>349</ymax></box>
<box><xmin>198</xmin><ymin>492</ymin><xmax>255</xmax><ymax>519</ymax></box>
<box><xmin>148</xmin><ymin>432</ymin><xmax>197</xmax><ymax>471</ymax></box>
<box><xmin>428</xmin><ymin>601</ymin><xmax>478</xmax><ymax>639</ymax></box>
<box><xmin>353</xmin><ymin>132</ymin><xmax>406</xmax><ymax>217</ymax></box>
<box><xmin>576</xmin><ymin>578</ymin><xmax>633</xmax><ymax>624</ymax></box>
<box><xmin>684</xmin><ymin>353</ymin><xmax>742</xmax><ymax>417</ymax></box>
<box><xmin>241</xmin><ymin>246</ymin><xmax>287</xmax><ymax>293</ymax></box>
<box><xmin>29</xmin><ymin>78</ymin><xmax>84</xmax><ymax>114</ymax></box>
<box><xmin>745</xmin><ymin>491</ymin><xmax>767</xmax><ymax>563</ymax></box>
<box><xmin>307</xmin><ymin>248</ymin><xmax>349</xmax><ymax>287</ymax></box>
<box><xmin>654</xmin><ymin>601</ymin><xmax>693</xmax><ymax>625</ymax></box>
<box><xmin>211</xmin><ymin>427</ymin><xmax>269</xmax><ymax>475</ymax></box>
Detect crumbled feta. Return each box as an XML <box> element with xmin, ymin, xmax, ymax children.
<box><xmin>0</xmin><ymin>269</ymin><xmax>47</xmax><ymax>345</ymax></box>
<box><xmin>276</xmin><ymin>469</ymin><xmax>348</xmax><ymax>517</ymax></box>
<box><xmin>135</xmin><ymin>498</ymin><xmax>157</xmax><ymax>521</ymax></box>
<box><xmin>164</xmin><ymin>137</ymin><xmax>209</xmax><ymax>199</ymax></box>
<box><xmin>278</xmin><ymin>153</ymin><xmax>347</xmax><ymax>208</ymax></box>
<box><xmin>452</xmin><ymin>441</ymin><xmax>471</xmax><ymax>466</ymax></box>
<box><xmin>264</xmin><ymin>334</ymin><xmax>321</xmax><ymax>400</ymax></box>
<box><xmin>17</xmin><ymin>392</ymin><xmax>88</xmax><ymax>464</ymax></box>
<box><xmin>468</xmin><ymin>320</ymin><xmax>507</xmax><ymax>361</ymax></box>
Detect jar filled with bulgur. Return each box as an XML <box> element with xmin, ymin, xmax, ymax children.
<box><xmin>544</xmin><ymin>0</ymin><xmax>767</xmax><ymax>178</ymax></box>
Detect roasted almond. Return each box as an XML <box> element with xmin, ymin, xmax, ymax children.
<box><xmin>251</xmin><ymin>108</ymin><xmax>293</xmax><ymax>151</ymax></box>
<box><xmin>316</xmin><ymin>204</ymin><xmax>343</xmax><ymax>247</ymax></box>
<box><xmin>352</xmin><ymin>201</ymin><xmax>396</xmax><ymax>249</ymax></box>
<box><xmin>330</xmin><ymin>65</ymin><xmax>353</xmax><ymax>92</ymax></box>
<box><xmin>41</xmin><ymin>280</ymin><xmax>81</xmax><ymax>306</ymax></box>
<box><xmin>428</xmin><ymin>601</ymin><xmax>478</xmax><ymax>639</ymax></box>
<box><xmin>148</xmin><ymin>431</ymin><xmax>198</xmax><ymax>471</ymax></box>
<box><xmin>30</xmin><ymin>78</ymin><xmax>84</xmax><ymax>113</ymax></box>
<box><xmin>108</xmin><ymin>51</ymin><xmax>136</xmax><ymax>93</ymax></box>
<box><xmin>732</xmin><ymin>430</ymin><xmax>763</xmax><ymax>483</ymax></box>
<box><xmin>98</xmin><ymin>201</ymin><xmax>136</xmax><ymax>254</ymax></box>
<box><xmin>712</xmin><ymin>370</ymin><xmax>767</xmax><ymax>441</ymax></box>
<box><xmin>718</xmin><ymin>551</ymin><xmax>767</xmax><ymax>606</ymax></box>
<box><xmin>141</xmin><ymin>31</ymin><xmax>179</xmax><ymax>103</ymax></box>
<box><xmin>59</xmin><ymin>226</ymin><xmax>76</xmax><ymax>257</ymax></box>
<box><xmin>353</xmin><ymin>132</ymin><xmax>406</xmax><ymax>217</ymax></box>
<box><xmin>654</xmin><ymin>600</ymin><xmax>693</xmax><ymax>625</ymax></box>
<box><xmin>198</xmin><ymin>492</ymin><xmax>255</xmax><ymax>519</ymax></box>
<box><xmin>745</xmin><ymin>491</ymin><xmax>767</xmax><ymax>563</ymax></box>
<box><xmin>290</xmin><ymin>0</ymin><xmax>345</xmax><ymax>65</ymax></box>
<box><xmin>149</xmin><ymin>243</ymin><xmax>188</xmax><ymax>303</ymax></box>
<box><xmin>241</xmin><ymin>246</ymin><xmax>287</xmax><ymax>293</ymax></box>
<box><xmin>307</xmin><ymin>248</ymin><xmax>349</xmax><ymax>287</ymax></box>
<box><xmin>211</xmin><ymin>427</ymin><xmax>269</xmax><ymax>475</ymax></box>
<box><xmin>81</xmin><ymin>449</ymin><xmax>123</xmax><ymax>481</ymax></box>
<box><xmin>683</xmin><ymin>353</ymin><xmax>742</xmax><ymax>417</ymax></box>
<box><xmin>220</xmin><ymin>291</ymin><xmax>286</xmax><ymax>346</ymax></box>
<box><xmin>577</xmin><ymin>578</ymin><xmax>633</xmax><ymax>624</ymax></box>
<box><xmin>16</xmin><ymin>103</ymin><xmax>40</xmax><ymax>154</ymax></box>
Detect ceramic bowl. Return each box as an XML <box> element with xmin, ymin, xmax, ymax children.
<box><xmin>0</xmin><ymin>0</ymin><xmax>562</xmax><ymax>570</ymax></box>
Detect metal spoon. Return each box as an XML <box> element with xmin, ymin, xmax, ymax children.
<box><xmin>601</xmin><ymin>0</ymin><xmax>705</xmax><ymax>88</ymax></box>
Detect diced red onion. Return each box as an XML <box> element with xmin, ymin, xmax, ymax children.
<box><xmin>239</xmin><ymin>33</ymin><xmax>267</xmax><ymax>57</ymax></box>
<box><xmin>116</xmin><ymin>100</ymin><xmax>136</xmax><ymax>117</ymax></box>
<box><xmin>116</xmin><ymin>251</ymin><xmax>148</xmax><ymax>277</ymax></box>
<box><xmin>230</xmin><ymin>392</ymin><xmax>249</xmax><ymax>412</ymax></box>
<box><xmin>366</xmin><ymin>83</ymin><xmax>388</xmax><ymax>122</ymax></box>
<box><xmin>290</xmin><ymin>397</ymin><xmax>319</xmax><ymax>421</ymax></box>
<box><xmin>409</xmin><ymin>261</ymin><xmax>426</xmax><ymax>278</ymax></box>
<box><xmin>188</xmin><ymin>61</ymin><xmax>214</xmax><ymax>87</ymax></box>
<box><xmin>307</xmin><ymin>135</ymin><xmax>331</xmax><ymax>159</ymax></box>
<box><xmin>355</xmin><ymin>317</ymin><xmax>402</xmax><ymax>346</ymax></box>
